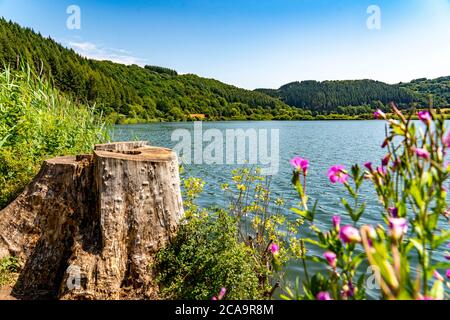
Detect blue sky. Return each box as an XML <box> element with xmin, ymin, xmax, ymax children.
<box><xmin>1</xmin><ymin>0</ymin><xmax>450</xmax><ymax>89</ymax></box>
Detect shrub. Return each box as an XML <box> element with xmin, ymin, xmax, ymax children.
<box><xmin>0</xmin><ymin>256</ymin><xmax>20</xmax><ymax>286</ymax></box>
<box><xmin>155</xmin><ymin>177</ymin><xmax>263</xmax><ymax>300</ymax></box>
<box><xmin>154</xmin><ymin>171</ymin><xmax>291</xmax><ymax>300</ymax></box>
<box><xmin>0</xmin><ymin>67</ymin><xmax>108</xmax><ymax>208</ymax></box>
<box><xmin>155</xmin><ymin>209</ymin><xmax>262</xmax><ymax>300</ymax></box>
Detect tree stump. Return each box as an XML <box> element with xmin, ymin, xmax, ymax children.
<box><xmin>0</xmin><ymin>142</ymin><xmax>184</xmax><ymax>300</ymax></box>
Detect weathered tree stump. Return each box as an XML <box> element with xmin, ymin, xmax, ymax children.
<box><xmin>0</xmin><ymin>142</ymin><xmax>184</xmax><ymax>300</ymax></box>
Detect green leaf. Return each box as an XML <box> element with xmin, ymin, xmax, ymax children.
<box><xmin>409</xmin><ymin>183</ymin><xmax>423</xmax><ymax>206</ymax></box>
<box><xmin>303</xmin><ymin>238</ymin><xmax>327</xmax><ymax>249</ymax></box>
<box><xmin>354</xmin><ymin>203</ymin><xmax>366</xmax><ymax>222</ymax></box>
<box><xmin>409</xmin><ymin>238</ymin><xmax>424</xmax><ymax>256</ymax></box>
<box><xmin>430</xmin><ymin>280</ymin><xmax>444</xmax><ymax>300</ymax></box>
<box><xmin>0</xmin><ymin>134</ymin><xmax>11</xmax><ymax>148</ymax></box>
<box><xmin>341</xmin><ymin>198</ymin><xmax>354</xmax><ymax>216</ymax></box>
<box><xmin>431</xmin><ymin>230</ymin><xmax>450</xmax><ymax>249</ymax></box>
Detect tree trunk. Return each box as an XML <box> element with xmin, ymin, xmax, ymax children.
<box><xmin>0</xmin><ymin>142</ymin><xmax>184</xmax><ymax>300</ymax></box>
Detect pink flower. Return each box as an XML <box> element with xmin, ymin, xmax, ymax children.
<box><xmin>332</xmin><ymin>215</ymin><xmax>341</xmax><ymax>231</ymax></box>
<box><xmin>446</xmin><ymin>270</ymin><xmax>450</xmax><ymax>280</ymax></box>
<box><xmin>374</xmin><ymin>109</ymin><xmax>386</xmax><ymax>119</ymax></box>
<box><xmin>434</xmin><ymin>271</ymin><xmax>444</xmax><ymax>282</ymax></box>
<box><xmin>290</xmin><ymin>156</ymin><xmax>309</xmax><ymax>175</ymax></box>
<box><xmin>316</xmin><ymin>292</ymin><xmax>332</xmax><ymax>300</ymax></box>
<box><xmin>218</xmin><ymin>287</ymin><xmax>227</xmax><ymax>300</ymax></box>
<box><xmin>377</xmin><ymin>166</ymin><xmax>387</xmax><ymax>176</ymax></box>
<box><xmin>414</xmin><ymin>148</ymin><xmax>430</xmax><ymax>160</ymax></box>
<box><xmin>339</xmin><ymin>225</ymin><xmax>361</xmax><ymax>244</ymax></box>
<box><xmin>388</xmin><ymin>207</ymin><xmax>398</xmax><ymax>218</ymax></box>
<box><xmin>342</xmin><ymin>282</ymin><xmax>355</xmax><ymax>298</ymax></box>
<box><xmin>447</xmin><ymin>243</ymin><xmax>450</xmax><ymax>261</ymax></box>
<box><xmin>443</xmin><ymin>132</ymin><xmax>450</xmax><ymax>148</ymax></box>
<box><xmin>323</xmin><ymin>251</ymin><xmax>337</xmax><ymax>268</ymax></box>
<box><xmin>381</xmin><ymin>154</ymin><xmax>391</xmax><ymax>167</ymax></box>
<box><xmin>327</xmin><ymin>166</ymin><xmax>348</xmax><ymax>184</ymax></box>
<box><xmin>418</xmin><ymin>111</ymin><xmax>432</xmax><ymax>124</ymax></box>
<box><xmin>417</xmin><ymin>296</ymin><xmax>436</xmax><ymax>300</ymax></box>
<box><xmin>388</xmin><ymin>217</ymin><xmax>408</xmax><ymax>240</ymax></box>
<box><xmin>213</xmin><ymin>287</ymin><xmax>227</xmax><ymax>300</ymax></box>
<box><xmin>364</xmin><ymin>162</ymin><xmax>373</xmax><ymax>172</ymax></box>
<box><xmin>270</xmin><ymin>243</ymin><xmax>280</xmax><ymax>256</ymax></box>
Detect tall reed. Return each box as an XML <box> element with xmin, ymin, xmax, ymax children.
<box><xmin>0</xmin><ymin>66</ymin><xmax>108</xmax><ymax>208</ymax></box>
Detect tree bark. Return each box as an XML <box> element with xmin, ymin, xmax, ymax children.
<box><xmin>0</xmin><ymin>142</ymin><xmax>184</xmax><ymax>300</ymax></box>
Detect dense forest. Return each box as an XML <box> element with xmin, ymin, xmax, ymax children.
<box><xmin>1</xmin><ymin>18</ymin><xmax>448</xmax><ymax>122</ymax></box>
<box><xmin>0</xmin><ymin>18</ymin><xmax>310</xmax><ymax>122</ymax></box>
<box><xmin>401</xmin><ymin>76</ymin><xmax>450</xmax><ymax>107</ymax></box>
<box><xmin>256</xmin><ymin>80</ymin><xmax>425</xmax><ymax>114</ymax></box>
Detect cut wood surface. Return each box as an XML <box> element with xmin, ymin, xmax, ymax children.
<box><xmin>0</xmin><ymin>142</ymin><xmax>184</xmax><ymax>300</ymax></box>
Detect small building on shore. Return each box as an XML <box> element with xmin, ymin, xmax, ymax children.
<box><xmin>189</xmin><ymin>114</ymin><xmax>207</xmax><ymax>120</ymax></box>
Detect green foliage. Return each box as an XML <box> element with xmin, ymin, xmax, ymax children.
<box><xmin>2</xmin><ymin>18</ymin><xmax>441</xmax><ymax>121</ymax></box>
<box><xmin>284</xmin><ymin>106</ymin><xmax>450</xmax><ymax>300</ymax></box>
<box><xmin>0</xmin><ymin>67</ymin><xmax>107</xmax><ymax>208</ymax></box>
<box><xmin>0</xmin><ymin>18</ymin><xmax>310</xmax><ymax>122</ymax></box>
<box><xmin>0</xmin><ymin>256</ymin><xmax>20</xmax><ymax>286</ymax></box>
<box><xmin>155</xmin><ymin>177</ymin><xmax>262</xmax><ymax>300</ymax></box>
<box><xmin>155</xmin><ymin>209</ymin><xmax>262</xmax><ymax>300</ymax></box>
<box><xmin>155</xmin><ymin>170</ymin><xmax>293</xmax><ymax>300</ymax></box>
<box><xmin>222</xmin><ymin>168</ymin><xmax>293</xmax><ymax>290</ymax></box>
<box><xmin>401</xmin><ymin>76</ymin><xmax>450</xmax><ymax>107</ymax></box>
<box><xmin>257</xmin><ymin>80</ymin><xmax>422</xmax><ymax>114</ymax></box>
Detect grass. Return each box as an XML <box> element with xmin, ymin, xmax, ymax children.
<box><xmin>0</xmin><ymin>256</ymin><xmax>20</xmax><ymax>286</ymax></box>
<box><xmin>0</xmin><ymin>66</ymin><xmax>108</xmax><ymax>208</ymax></box>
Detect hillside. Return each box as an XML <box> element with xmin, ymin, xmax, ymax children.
<box><xmin>0</xmin><ymin>18</ymin><xmax>308</xmax><ymax>122</ymax></box>
<box><xmin>401</xmin><ymin>76</ymin><xmax>450</xmax><ymax>107</ymax></box>
<box><xmin>1</xmin><ymin>18</ymin><xmax>449</xmax><ymax>121</ymax></box>
<box><xmin>256</xmin><ymin>80</ymin><xmax>423</xmax><ymax>114</ymax></box>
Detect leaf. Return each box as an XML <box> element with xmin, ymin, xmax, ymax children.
<box><xmin>431</xmin><ymin>230</ymin><xmax>450</xmax><ymax>249</ymax></box>
<box><xmin>430</xmin><ymin>281</ymin><xmax>444</xmax><ymax>300</ymax></box>
<box><xmin>409</xmin><ymin>238</ymin><xmax>424</xmax><ymax>256</ymax></box>
<box><xmin>291</xmin><ymin>207</ymin><xmax>308</xmax><ymax>218</ymax></box>
<box><xmin>303</xmin><ymin>238</ymin><xmax>327</xmax><ymax>249</ymax></box>
<box><xmin>291</xmin><ymin>207</ymin><xmax>314</xmax><ymax>222</ymax></box>
<box><xmin>279</xmin><ymin>294</ymin><xmax>292</xmax><ymax>301</ymax></box>
<box><xmin>433</xmin><ymin>262</ymin><xmax>450</xmax><ymax>270</ymax></box>
<box><xmin>354</xmin><ymin>202</ymin><xmax>366</xmax><ymax>222</ymax></box>
<box><xmin>341</xmin><ymin>198</ymin><xmax>353</xmax><ymax>216</ymax></box>
<box><xmin>0</xmin><ymin>134</ymin><xmax>10</xmax><ymax>148</ymax></box>
<box><xmin>409</xmin><ymin>183</ymin><xmax>423</xmax><ymax>207</ymax></box>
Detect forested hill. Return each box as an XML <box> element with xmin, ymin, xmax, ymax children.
<box><xmin>0</xmin><ymin>18</ymin><xmax>308</xmax><ymax>122</ymax></box>
<box><xmin>1</xmin><ymin>18</ymin><xmax>448</xmax><ymax>122</ymax></box>
<box><xmin>400</xmin><ymin>76</ymin><xmax>450</xmax><ymax>107</ymax></box>
<box><xmin>256</xmin><ymin>80</ymin><xmax>425</xmax><ymax>114</ymax></box>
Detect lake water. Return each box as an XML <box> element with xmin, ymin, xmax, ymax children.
<box><xmin>112</xmin><ymin>120</ymin><xmax>449</xmax><ymax>298</ymax></box>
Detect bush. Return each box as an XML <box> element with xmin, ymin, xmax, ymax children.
<box><xmin>155</xmin><ymin>210</ymin><xmax>262</xmax><ymax>300</ymax></box>
<box><xmin>0</xmin><ymin>67</ymin><xmax>108</xmax><ymax>208</ymax></box>
<box><xmin>155</xmin><ymin>167</ymin><xmax>295</xmax><ymax>300</ymax></box>
<box><xmin>0</xmin><ymin>256</ymin><xmax>20</xmax><ymax>286</ymax></box>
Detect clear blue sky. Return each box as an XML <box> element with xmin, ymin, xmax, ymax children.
<box><xmin>1</xmin><ymin>0</ymin><xmax>450</xmax><ymax>89</ymax></box>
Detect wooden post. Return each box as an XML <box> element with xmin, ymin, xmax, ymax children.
<box><xmin>0</xmin><ymin>142</ymin><xmax>184</xmax><ymax>300</ymax></box>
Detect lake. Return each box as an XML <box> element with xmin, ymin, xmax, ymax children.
<box><xmin>112</xmin><ymin>120</ymin><xmax>449</xmax><ymax>298</ymax></box>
